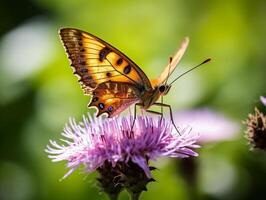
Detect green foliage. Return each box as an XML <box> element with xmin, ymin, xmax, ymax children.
<box><xmin>0</xmin><ymin>0</ymin><xmax>266</xmax><ymax>199</ymax></box>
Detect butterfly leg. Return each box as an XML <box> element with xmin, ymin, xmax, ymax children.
<box><xmin>146</xmin><ymin>109</ymin><xmax>163</xmax><ymax>118</ymax></box>
<box><xmin>146</xmin><ymin>107</ymin><xmax>164</xmax><ymax>126</ymax></box>
<box><xmin>153</xmin><ymin>102</ymin><xmax>181</xmax><ymax>135</ymax></box>
<box><xmin>130</xmin><ymin>103</ymin><xmax>142</xmax><ymax>132</ymax></box>
<box><xmin>160</xmin><ymin>96</ymin><xmax>164</xmax><ymax>123</ymax></box>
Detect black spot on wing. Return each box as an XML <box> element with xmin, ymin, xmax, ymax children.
<box><xmin>123</xmin><ymin>65</ymin><xmax>131</xmax><ymax>74</ymax></box>
<box><xmin>107</xmin><ymin>106</ymin><xmax>113</xmax><ymax>113</ymax></box>
<box><xmin>99</xmin><ymin>47</ymin><xmax>111</xmax><ymax>62</ymax></box>
<box><xmin>98</xmin><ymin>103</ymin><xmax>105</xmax><ymax>110</ymax></box>
<box><xmin>92</xmin><ymin>97</ymin><xmax>99</xmax><ymax>102</ymax></box>
<box><xmin>80</xmin><ymin>68</ymin><xmax>88</xmax><ymax>73</ymax></box>
<box><xmin>116</xmin><ymin>58</ymin><xmax>123</xmax><ymax>65</ymax></box>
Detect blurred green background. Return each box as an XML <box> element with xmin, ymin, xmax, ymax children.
<box><xmin>1</xmin><ymin>0</ymin><xmax>266</xmax><ymax>200</ymax></box>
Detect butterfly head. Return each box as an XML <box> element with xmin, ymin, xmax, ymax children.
<box><xmin>158</xmin><ymin>84</ymin><xmax>171</xmax><ymax>96</ymax></box>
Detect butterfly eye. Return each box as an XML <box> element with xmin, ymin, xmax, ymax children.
<box><xmin>159</xmin><ymin>85</ymin><xmax>166</xmax><ymax>93</ymax></box>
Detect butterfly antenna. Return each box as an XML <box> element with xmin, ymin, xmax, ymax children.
<box><xmin>164</xmin><ymin>57</ymin><xmax>173</xmax><ymax>85</ymax></box>
<box><xmin>169</xmin><ymin>58</ymin><xmax>211</xmax><ymax>85</ymax></box>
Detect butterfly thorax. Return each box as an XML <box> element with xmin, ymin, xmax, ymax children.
<box><xmin>140</xmin><ymin>84</ymin><xmax>171</xmax><ymax>109</ymax></box>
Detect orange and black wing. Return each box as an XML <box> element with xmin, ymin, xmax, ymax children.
<box><xmin>59</xmin><ymin>28</ymin><xmax>151</xmax><ymax>117</ymax></box>
<box><xmin>88</xmin><ymin>81</ymin><xmax>140</xmax><ymax>117</ymax></box>
<box><xmin>59</xmin><ymin>28</ymin><xmax>152</xmax><ymax>94</ymax></box>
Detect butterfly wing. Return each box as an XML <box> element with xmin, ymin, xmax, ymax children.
<box><xmin>59</xmin><ymin>28</ymin><xmax>152</xmax><ymax>117</ymax></box>
<box><xmin>89</xmin><ymin>82</ymin><xmax>140</xmax><ymax>117</ymax></box>
<box><xmin>59</xmin><ymin>28</ymin><xmax>152</xmax><ymax>93</ymax></box>
<box><xmin>152</xmin><ymin>37</ymin><xmax>189</xmax><ymax>87</ymax></box>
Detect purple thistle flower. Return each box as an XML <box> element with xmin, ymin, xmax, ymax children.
<box><xmin>46</xmin><ymin>114</ymin><xmax>199</xmax><ymax>199</ymax></box>
<box><xmin>46</xmin><ymin>114</ymin><xmax>199</xmax><ymax>179</ymax></box>
<box><xmin>260</xmin><ymin>96</ymin><xmax>266</xmax><ymax>106</ymax></box>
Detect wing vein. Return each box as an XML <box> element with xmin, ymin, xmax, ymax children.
<box><xmin>105</xmin><ymin>57</ymin><xmax>141</xmax><ymax>87</ymax></box>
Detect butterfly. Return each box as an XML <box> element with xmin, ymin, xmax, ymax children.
<box><xmin>59</xmin><ymin>28</ymin><xmax>210</xmax><ymax>131</ymax></box>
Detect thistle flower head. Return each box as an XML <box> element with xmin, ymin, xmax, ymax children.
<box><xmin>244</xmin><ymin>107</ymin><xmax>266</xmax><ymax>151</ymax></box>
<box><xmin>46</xmin><ymin>114</ymin><xmax>199</xmax><ymax>199</ymax></box>
<box><xmin>46</xmin><ymin>114</ymin><xmax>199</xmax><ymax>177</ymax></box>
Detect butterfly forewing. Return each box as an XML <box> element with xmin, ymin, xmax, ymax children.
<box><xmin>59</xmin><ymin>28</ymin><xmax>152</xmax><ymax>93</ymax></box>
<box><xmin>59</xmin><ymin>28</ymin><xmax>152</xmax><ymax>117</ymax></box>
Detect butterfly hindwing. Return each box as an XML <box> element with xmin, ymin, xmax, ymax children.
<box><xmin>59</xmin><ymin>28</ymin><xmax>152</xmax><ymax>94</ymax></box>
<box><xmin>88</xmin><ymin>82</ymin><xmax>140</xmax><ymax>117</ymax></box>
